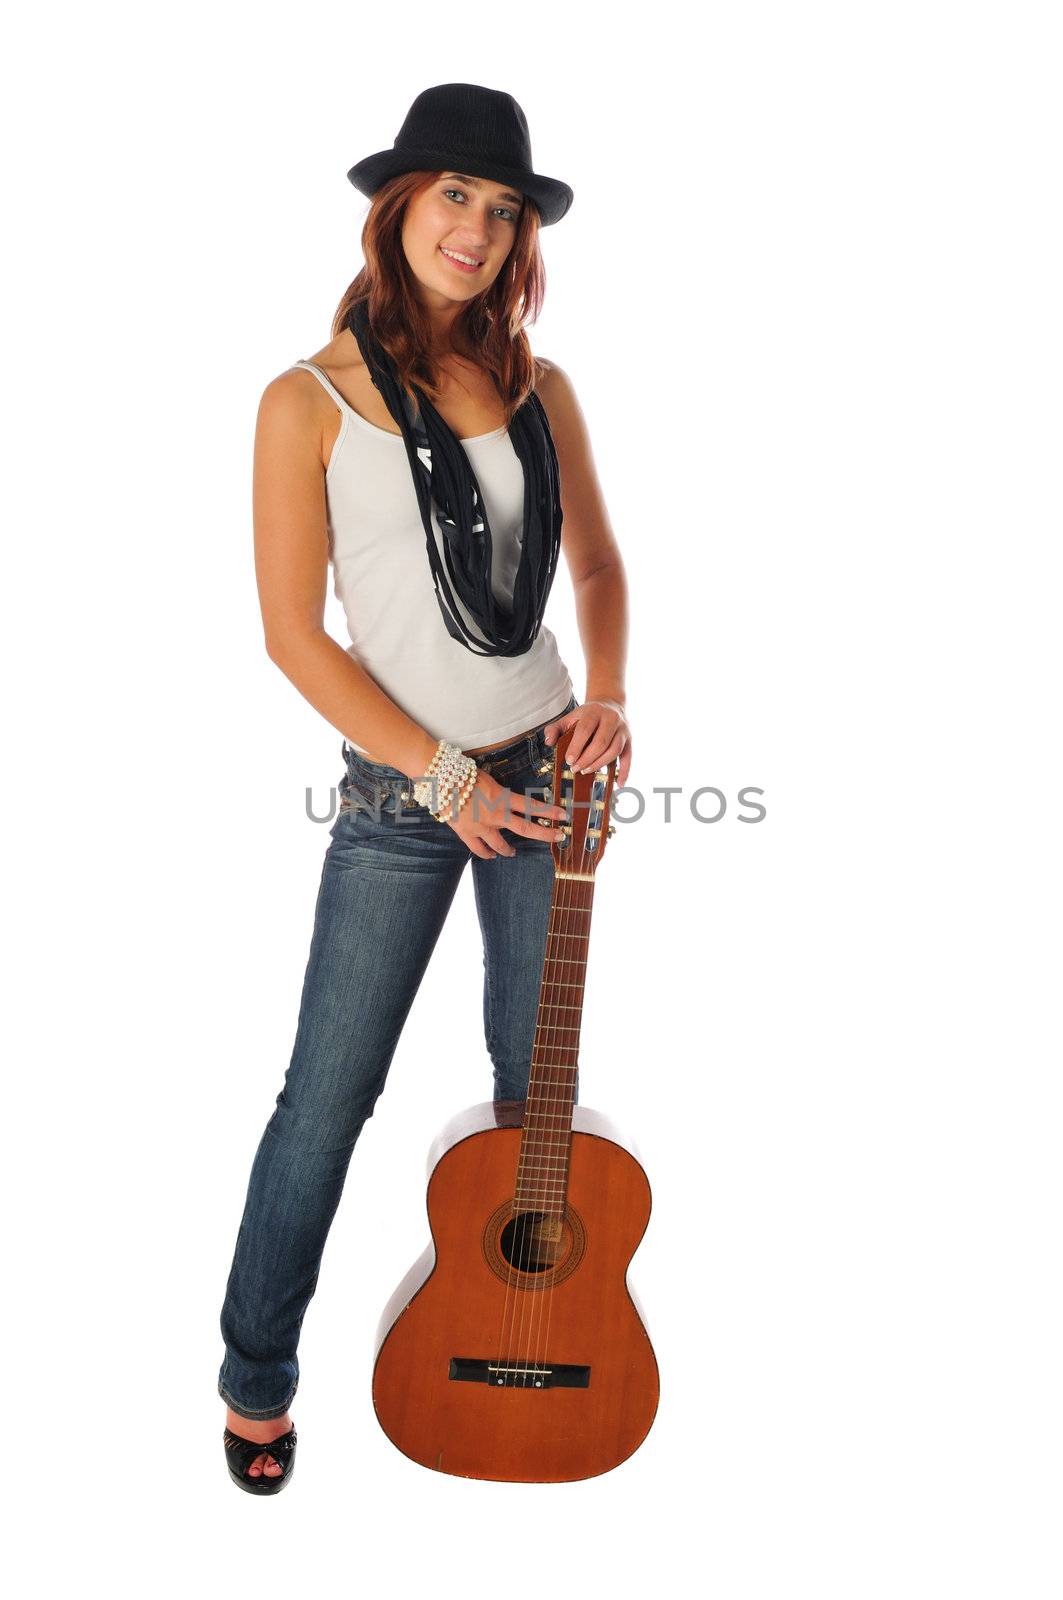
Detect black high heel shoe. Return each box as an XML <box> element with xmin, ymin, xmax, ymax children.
<box><xmin>223</xmin><ymin>1420</ymin><xmax>297</xmax><ymax>1495</ymax></box>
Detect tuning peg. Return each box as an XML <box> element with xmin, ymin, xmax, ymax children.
<box><xmin>537</xmin><ymin>762</ymin><xmax>552</xmax><ymax>775</ymax></box>
<box><xmin>607</xmin><ymin>825</ymin><xmax>616</xmax><ymax>837</ymax></box>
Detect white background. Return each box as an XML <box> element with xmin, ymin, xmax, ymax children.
<box><xmin>4</xmin><ymin>2</ymin><xmax>1060</xmax><ymax>1594</ymax></box>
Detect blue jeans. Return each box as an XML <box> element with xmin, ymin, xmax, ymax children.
<box><xmin>217</xmin><ymin>694</ymin><xmax>580</xmax><ymax>1421</ymax></box>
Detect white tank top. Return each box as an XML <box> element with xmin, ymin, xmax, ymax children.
<box><xmin>289</xmin><ymin>361</ymin><xmax>575</xmax><ymax>754</ymax></box>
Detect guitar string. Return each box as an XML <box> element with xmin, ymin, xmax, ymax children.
<box><xmin>547</xmin><ymin>905</ymin><xmax>586</xmax><ymax>1386</ymax></box>
<box><xmin>492</xmin><ymin>753</ymin><xmax>570</xmax><ymax>1383</ymax></box>
<box><xmin>522</xmin><ymin>867</ymin><xmax>578</xmax><ymax>1384</ymax></box>
<box><xmin>527</xmin><ymin>812</ymin><xmax>596</xmax><ymax>1387</ymax></box>
<box><xmin>525</xmin><ymin>768</ymin><xmax>604</xmax><ymax>1385</ymax></box>
<box><xmin>518</xmin><ymin>766</ymin><xmax>600</xmax><ymax>1386</ymax></box>
<box><xmin>495</xmin><ymin>752</ymin><xmax>607</xmax><ymax>1389</ymax></box>
<box><xmin>495</xmin><ymin>827</ymin><xmax>576</xmax><ymax>1384</ymax></box>
<box><xmin>521</xmin><ymin>767</ymin><xmax>591</xmax><ymax>1382</ymax></box>
<box><xmin>493</xmin><ymin>753</ymin><xmax>580</xmax><ymax>1385</ymax></box>
<box><xmin>514</xmin><ymin>864</ymin><xmax>574</xmax><ymax>1383</ymax></box>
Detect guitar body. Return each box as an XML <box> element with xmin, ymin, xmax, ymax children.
<box><xmin>372</xmin><ymin>1099</ymin><xmax>659</xmax><ymax>1482</ymax></box>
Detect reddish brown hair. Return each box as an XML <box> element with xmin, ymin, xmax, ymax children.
<box><xmin>331</xmin><ymin>171</ymin><xmax>549</xmax><ymax>427</ymax></box>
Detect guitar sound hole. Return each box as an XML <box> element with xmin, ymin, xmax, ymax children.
<box><xmin>499</xmin><ymin>1211</ymin><xmax>562</xmax><ymax>1274</ymax></box>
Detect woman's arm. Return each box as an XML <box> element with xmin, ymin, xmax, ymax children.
<box><xmin>536</xmin><ymin>362</ymin><xmax>632</xmax><ymax>781</ymax></box>
<box><xmin>252</xmin><ymin>370</ymin><xmax>439</xmax><ymax>779</ymax></box>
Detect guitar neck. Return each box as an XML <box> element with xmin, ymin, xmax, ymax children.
<box><xmin>514</xmin><ymin>872</ymin><xmax>595</xmax><ymax>1212</ymax></box>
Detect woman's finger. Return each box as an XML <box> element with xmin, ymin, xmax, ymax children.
<box><xmin>564</xmin><ymin>712</ymin><xmax>629</xmax><ymax>773</ymax></box>
<box><xmin>543</xmin><ymin>710</ymin><xmax>581</xmax><ymax>746</ymax></box>
<box><xmin>507</xmin><ymin>792</ymin><xmax>567</xmax><ymax>819</ymax></box>
<box><xmin>574</xmin><ymin>736</ymin><xmax>628</xmax><ymax>775</ymax></box>
<box><xmin>482</xmin><ymin>827</ymin><xmax>516</xmax><ymax>856</ymax></box>
<box><xmin>556</xmin><ymin>716</ymin><xmax>598</xmax><ymax>770</ymax></box>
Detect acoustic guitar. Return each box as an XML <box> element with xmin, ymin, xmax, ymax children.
<box><xmin>372</xmin><ymin>738</ymin><xmax>659</xmax><ymax>1481</ymax></box>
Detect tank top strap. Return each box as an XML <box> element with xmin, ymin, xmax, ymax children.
<box><xmin>289</xmin><ymin>359</ymin><xmax>354</xmax><ymax>413</ymax></box>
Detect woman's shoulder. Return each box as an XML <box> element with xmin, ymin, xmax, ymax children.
<box><xmin>534</xmin><ymin>353</ymin><xmax>559</xmax><ymax>384</ymax></box>
<box><xmin>533</xmin><ymin>355</ymin><xmax>576</xmax><ymax>394</ymax></box>
<box><xmin>304</xmin><ymin>330</ymin><xmax>368</xmax><ymax>379</ymax></box>
<box><xmin>285</xmin><ymin>332</ymin><xmax>367</xmax><ymax>398</ymax></box>
<box><xmin>262</xmin><ymin>333</ymin><xmax>398</xmax><ymax>438</ymax></box>
<box><xmin>531</xmin><ymin>357</ymin><xmax>579</xmax><ymax>428</ymax></box>
<box><xmin>258</xmin><ymin>335</ymin><xmax>358</xmax><ymax>401</ymax></box>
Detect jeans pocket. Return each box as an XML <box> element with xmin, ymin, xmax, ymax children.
<box><xmin>530</xmin><ymin>694</ymin><xmax>579</xmax><ymax>768</ymax></box>
<box><xmin>473</xmin><ymin>750</ymin><xmax>523</xmax><ymax>786</ymax></box>
<box><xmin>339</xmin><ymin>744</ymin><xmax>417</xmax><ymax>814</ymax></box>
<box><xmin>334</xmin><ymin>768</ymin><xmax>377</xmax><ymax>823</ymax></box>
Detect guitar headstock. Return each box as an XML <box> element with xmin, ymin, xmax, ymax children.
<box><xmin>536</xmin><ymin>733</ymin><xmax>617</xmax><ymax>876</ymax></box>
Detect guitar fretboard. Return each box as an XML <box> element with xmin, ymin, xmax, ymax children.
<box><xmin>514</xmin><ymin>875</ymin><xmax>595</xmax><ymax>1213</ymax></box>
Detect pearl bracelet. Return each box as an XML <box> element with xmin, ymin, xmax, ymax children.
<box><xmin>430</xmin><ymin>751</ymin><xmax>480</xmax><ymax>822</ymax></box>
<box><xmin>411</xmin><ymin>738</ymin><xmax>454</xmax><ymax>807</ymax></box>
<box><xmin>412</xmin><ymin>740</ymin><xmax>480</xmax><ymax>820</ymax></box>
<box><xmin>433</xmin><ymin>768</ymin><xmax>479</xmax><ymax>824</ymax></box>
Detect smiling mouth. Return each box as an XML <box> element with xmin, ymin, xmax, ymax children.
<box><xmin>439</xmin><ymin>245</ymin><xmax>484</xmax><ymax>271</ymax></box>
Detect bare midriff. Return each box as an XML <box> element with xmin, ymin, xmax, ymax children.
<box><xmin>464</xmin><ymin>724</ymin><xmax>540</xmax><ymax>756</ymax></box>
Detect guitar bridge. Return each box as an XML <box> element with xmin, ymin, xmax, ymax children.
<box><xmin>449</xmin><ymin>1357</ymin><xmax>591</xmax><ymax>1390</ymax></box>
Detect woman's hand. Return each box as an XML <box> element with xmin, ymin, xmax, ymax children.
<box><xmin>543</xmin><ymin>699</ymin><xmax>632</xmax><ymax>785</ymax></box>
<box><xmin>439</xmin><ymin>769</ymin><xmax>569</xmax><ymax>861</ymax></box>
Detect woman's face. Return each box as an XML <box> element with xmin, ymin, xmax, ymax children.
<box><xmin>401</xmin><ymin>171</ymin><xmax>526</xmax><ymax>306</ymax></box>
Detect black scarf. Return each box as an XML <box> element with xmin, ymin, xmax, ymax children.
<box><xmin>346</xmin><ymin>298</ymin><xmax>563</xmax><ymax>657</ymax></box>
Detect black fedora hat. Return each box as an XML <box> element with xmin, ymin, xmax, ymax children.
<box><xmin>346</xmin><ymin>82</ymin><xmax>574</xmax><ymax>227</ymax></box>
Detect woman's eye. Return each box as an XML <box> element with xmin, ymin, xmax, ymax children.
<box><xmin>443</xmin><ymin>188</ymin><xmax>516</xmax><ymax>222</ymax></box>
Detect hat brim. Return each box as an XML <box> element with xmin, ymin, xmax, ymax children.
<box><xmin>347</xmin><ymin>146</ymin><xmax>573</xmax><ymax>227</ymax></box>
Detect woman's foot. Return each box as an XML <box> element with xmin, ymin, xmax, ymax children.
<box><xmin>225</xmin><ymin>1406</ymin><xmax>292</xmax><ymax>1479</ymax></box>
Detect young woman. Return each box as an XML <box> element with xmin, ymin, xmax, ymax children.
<box><xmin>217</xmin><ymin>83</ymin><xmax>631</xmax><ymax>1493</ymax></box>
